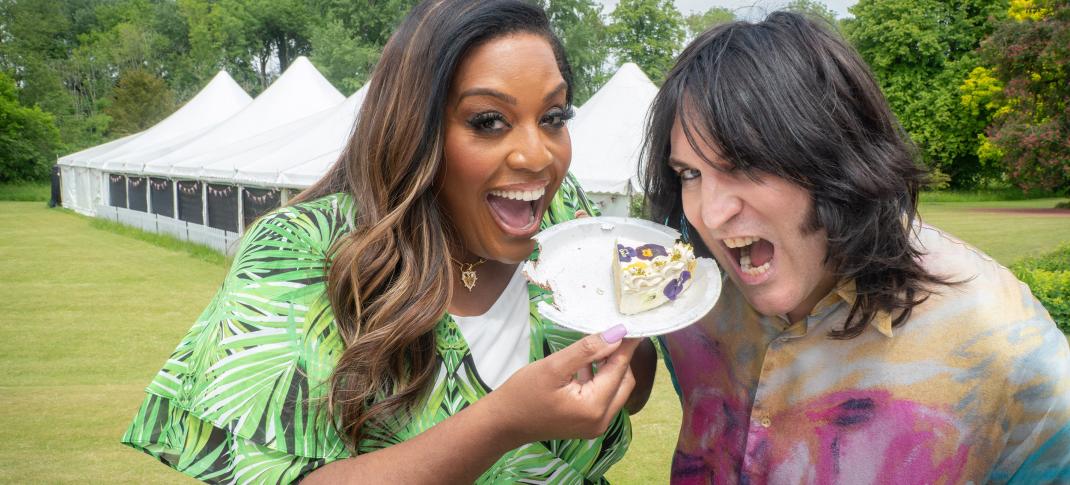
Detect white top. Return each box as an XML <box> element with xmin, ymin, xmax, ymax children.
<box><xmin>450</xmin><ymin>267</ymin><xmax>531</xmax><ymax>389</ymax></box>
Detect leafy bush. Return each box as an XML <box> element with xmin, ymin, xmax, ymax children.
<box><xmin>0</xmin><ymin>72</ymin><xmax>61</xmax><ymax>182</ymax></box>
<box><xmin>1012</xmin><ymin>244</ymin><xmax>1070</xmax><ymax>333</ymax></box>
<box><xmin>980</xmin><ymin>2</ymin><xmax>1070</xmax><ymax>195</ymax></box>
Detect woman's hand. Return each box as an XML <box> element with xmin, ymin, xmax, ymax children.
<box><xmin>485</xmin><ymin>324</ymin><xmax>639</xmax><ymax>444</ymax></box>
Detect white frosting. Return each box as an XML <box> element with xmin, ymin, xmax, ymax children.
<box><xmin>621</xmin><ymin>258</ymin><xmax>689</xmax><ymax>291</ymax></box>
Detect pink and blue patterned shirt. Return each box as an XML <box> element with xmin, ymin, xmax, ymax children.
<box><xmin>662</xmin><ymin>223</ymin><xmax>1070</xmax><ymax>483</ymax></box>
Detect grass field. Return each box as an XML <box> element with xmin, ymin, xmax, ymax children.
<box><xmin>0</xmin><ymin>182</ymin><xmax>51</xmax><ymax>202</ymax></box>
<box><xmin>1</xmin><ymin>198</ymin><xmax>1067</xmax><ymax>484</ymax></box>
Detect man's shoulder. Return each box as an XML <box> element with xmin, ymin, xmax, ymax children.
<box><xmin>910</xmin><ymin>222</ymin><xmax>1064</xmax><ymax>350</ymax></box>
<box><xmin>913</xmin><ymin>224</ymin><xmax>1027</xmax><ymax>305</ymax></box>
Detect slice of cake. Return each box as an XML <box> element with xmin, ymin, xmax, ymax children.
<box><xmin>613</xmin><ymin>238</ymin><xmax>696</xmax><ymax>315</ymax></box>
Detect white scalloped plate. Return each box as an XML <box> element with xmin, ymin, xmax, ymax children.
<box><xmin>522</xmin><ymin>216</ymin><xmax>721</xmax><ymax>337</ymax></box>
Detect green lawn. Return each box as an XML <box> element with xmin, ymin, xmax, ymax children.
<box><xmin>1</xmin><ymin>198</ymin><xmax>1067</xmax><ymax>484</ymax></box>
<box><xmin>918</xmin><ymin>198</ymin><xmax>1070</xmax><ymax>264</ymax></box>
<box><xmin>0</xmin><ymin>182</ymin><xmax>50</xmax><ymax>202</ymax></box>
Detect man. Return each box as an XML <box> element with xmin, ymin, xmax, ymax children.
<box><xmin>643</xmin><ymin>12</ymin><xmax>1070</xmax><ymax>484</ymax></box>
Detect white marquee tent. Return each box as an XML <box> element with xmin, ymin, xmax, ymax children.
<box><xmin>56</xmin><ymin>70</ymin><xmax>253</xmax><ymax>216</ymax></box>
<box><xmin>57</xmin><ymin>133</ymin><xmax>139</xmax><ymax>216</ymax></box>
<box><xmin>233</xmin><ymin>84</ymin><xmax>368</xmax><ymax>188</ymax></box>
<box><xmin>108</xmin><ymin>56</ymin><xmax>343</xmax><ymax>177</ymax></box>
<box><xmin>75</xmin><ymin>57</ymin><xmax>351</xmax><ymax>252</ymax></box>
<box><xmin>182</xmin><ymin>83</ymin><xmax>367</xmax><ymax>187</ymax></box>
<box><xmin>568</xmin><ymin>62</ymin><xmax>658</xmax><ymax>216</ymax></box>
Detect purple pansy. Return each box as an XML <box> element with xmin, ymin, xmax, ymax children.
<box><xmin>617</xmin><ymin>244</ymin><xmax>636</xmax><ymax>262</ymax></box>
<box><xmin>636</xmin><ymin>244</ymin><xmax>668</xmax><ymax>260</ymax></box>
<box><xmin>663</xmin><ymin>270</ymin><xmax>691</xmax><ymax>300</ymax></box>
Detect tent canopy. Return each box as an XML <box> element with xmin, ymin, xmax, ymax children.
<box><xmin>233</xmin><ymin>84</ymin><xmax>368</xmax><ymax>187</ymax></box>
<box><xmin>185</xmin><ymin>83</ymin><xmax>367</xmax><ymax>186</ymax></box>
<box><xmin>58</xmin><ymin>133</ymin><xmax>140</xmax><ymax>168</ymax></box>
<box><xmin>136</xmin><ymin>56</ymin><xmax>344</xmax><ymax>178</ymax></box>
<box><xmin>568</xmin><ymin>63</ymin><xmax>658</xmax><ymax>195</ymax></box>
<box><xmin>87</xmin><ymin>70</ymin><xmax>252</xmax><ymax>171</ymax></box>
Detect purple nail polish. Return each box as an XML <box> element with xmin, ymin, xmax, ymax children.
<box><xmin>601</xmin><ymin>324</ymin><xmax>628</xmax><ymax>343</ymax></box>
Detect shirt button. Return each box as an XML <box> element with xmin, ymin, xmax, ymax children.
<box><xmin>760</xmin><ymin>417</ymin><xmax>772</xmax><ymax>428</ymax></box>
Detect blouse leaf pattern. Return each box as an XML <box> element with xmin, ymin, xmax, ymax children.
<box><xmin>122</xmin><ymin>174</ymin><xmax>627</xmax><ymax>484</ymax></box>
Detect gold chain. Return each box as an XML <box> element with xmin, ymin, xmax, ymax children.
<box><xmin>452</xmin><ymin>257</ymin><xmax>487</xmax><ymax>291</ymax></box>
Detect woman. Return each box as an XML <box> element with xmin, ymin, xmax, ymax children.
<box><xmin>644</xmin><ymin>12</ymin><xmax>1069</xmax><ymax>483</ymax></box>
<box><xmin>122</xmin><ymin>1</ymin><xmax>656</xmax><ymax>483</ymax></box>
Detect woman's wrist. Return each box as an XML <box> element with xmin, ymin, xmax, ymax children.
<box><xmin>459</xmin><ymin>389</ymin><xmax>528</xmax><ymax>453</ymax></box>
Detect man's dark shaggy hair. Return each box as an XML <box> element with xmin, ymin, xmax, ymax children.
<box><xmin>642</xmin><ymin>11</ymin><xmax>948</xmax><ymax>338</ymax></box>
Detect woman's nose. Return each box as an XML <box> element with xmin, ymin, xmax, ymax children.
<box><xmin>506</xmin><ymin>126</ymin><xmax>554</xmax><ymax>172</ymax></box>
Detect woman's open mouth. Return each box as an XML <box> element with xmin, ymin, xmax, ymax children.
<box><xmin>723</xmin><ymin>236</ymin><xmax>775</xmax><ymax>283</ymax></box>
<box><xmin>486</xmin><ymin>186</ymin><xmax>546</xmax><ymax>237</ymax></box>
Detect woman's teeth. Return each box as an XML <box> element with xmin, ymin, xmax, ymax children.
<box><xmin>488</xmin><ymin>187</ymin><xmax>544</xmax><ymax>201</ymax></box>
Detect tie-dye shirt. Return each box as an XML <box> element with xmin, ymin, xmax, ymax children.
<box><xmin>661</xmin><ymin>223</ymin><xmax>1070</xmax><ymax>484</ymax></box>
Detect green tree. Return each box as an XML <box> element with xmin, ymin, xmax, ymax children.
<box><xmin>684</xmin><ymin>6</ymin><xmax>736</xmax><ymax>38</ymax></box>
<box><xmin>308</xmin><ymin>16</ymin><xmax>380</xmax><ymax>94</ymax></box>
<box><xmin>844</xmin><ymin>0</ymin><xmax>1008</xmax><ymax>188</ymax></box>
<box><xmin>785</xmin><ymin>0</ymin><xmax>839</xmax><ymax>29</ymax></box>
<box><xmin>179</xmin><ymin>0</ymin><xmax>315</xmax><ymax>94</ymax></box>
<box><xmin>980</xmin><ymin>1</ymin><xmax>1070</xmax><ymax>194</ymax></box>
<box><xmin>608</xmin><ymin>0</ymin><xmax>685</xmax><ymax>83</ymax></box>
<box><xmin>305</xmin><ymin>0</ymin><xmax>418</xmax><ymax>95</ymax></box>
<box><xmin>0</xmin><ymin>72</ymin><xmax>62</xmax><ymax>182</ymax></box>
<box><xmin>105</xmin><ymin>68</ymin><xmax>175</xmax><ymax>135</ymax></box>
<box><xmin>314</xmin><ymin>0</ymin><xmax>418</xmax><ymax>47</ymax></box>
<box><xmin>536</xmin><ymin>0</ymin><xmax>611</xmax><ymax>105</ymax></box>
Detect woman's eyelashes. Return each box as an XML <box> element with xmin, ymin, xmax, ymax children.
<box><xmin>467</xmin><ymin>111</ymin><xmax>509</xmax><ymax>133</ymax></box>
<box><xmin>465</xmin><ymin>106</ymin><xmax>573</xmax><ymax>135</ymax></box>
<box><xmin>541</xmin><ymin>106</ymin><xmax>574</xmax><ymax>128</ymax></box>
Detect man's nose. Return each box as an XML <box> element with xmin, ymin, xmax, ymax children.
<box><xmin>699</xmin><ymin>174</ymin><xmax>742</xmax><ymax>231</ymax></box>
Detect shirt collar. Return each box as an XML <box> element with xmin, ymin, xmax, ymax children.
<box><xmin>826</xmin><ymin>280</ymin><xmax>895</xmax><ymax>338</ymax></box>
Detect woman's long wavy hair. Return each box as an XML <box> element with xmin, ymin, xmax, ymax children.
<box><xmin>289</xmin><ymin>0</ymin><xmax>572</xmax><ymax>448</ymax></box>
<box><xmin>643</xmin><ymin>12</ymin><xmax>949</xmax><ymax>339</ymax></box>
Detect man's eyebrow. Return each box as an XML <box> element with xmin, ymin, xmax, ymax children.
<box><xmin>458</xmin><ymin>88</ymin><xmax>517</xmax><ymax>105</ymax></box>
<box><xmin>668</xmin><ymin>157</ymin><xmax>689</xmax><ymax>169</ymax></box>
<box><xmin>544</xmin><ymin>82</ymin><xmax>567</xmax><ymax>103</ymax></box>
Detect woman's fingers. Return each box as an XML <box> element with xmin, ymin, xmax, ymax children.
<box><xmin>576</xmin><ymin>365</ymin><xmax>593</xmax><ymax>384</ymax></box>
<box><xmin>547</xmin><ymin>325</ymin><xmax>628</xmax><ymax>378</ymax></box>
<box><xmin>587</xmin><ymin>339</ymin><xmax>640</xmax><ymax>408</ymax></box>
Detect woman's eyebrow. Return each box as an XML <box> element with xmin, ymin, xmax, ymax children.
<box><xmin>543</xmin><ymin>82</ymin><xmax>567</xmax><ymax>103</ymax></box>
<box><xmin>458</xmin><ymin>88</ymin><xmax>517</xmax><ymax>105</ymax></box>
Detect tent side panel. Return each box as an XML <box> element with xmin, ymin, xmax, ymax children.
<box><xmin>150</xmin><ymin>178</ymin><xmax>175</xmax><ymax>218</ymax></box>
<box><xmin>206</xmin><ymin>184</ymin><xmax>239</xmax><ymax>232</ymax></box>
<box><xmin>241</xmin><ymin>187</ymin><xmax>281</xmax><ymax>228</ymax></box>
<box><xmin>127</xmin><ymin>177</ymin><xmax>148</xmax><ymax>212</ymax></box>
<box><xmin>177</xmin><ymin>181</ymin><xmax>203</xmax><ymax>224</ymax></box>
<box><xmin>109</xmin><ymin>174</ymin><xmax>128</xmax><ymax>208</ymax></box>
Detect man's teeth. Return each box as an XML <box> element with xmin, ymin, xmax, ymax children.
<box><xmin>724</xmin><ymin>236</ymin><xmax>760</xmax><ymax>248</ymax></box>
<box><xmin>738</xmin><ymin>244</ymin><xmax>771</xmax><ymax>276</ymax></box>
<box><xmin>489</xmin><ymin>188</ymin><xmax>544</xmax><ymax>201</ymax></box>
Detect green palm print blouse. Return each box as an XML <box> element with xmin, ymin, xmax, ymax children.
<box><xmin>121</xmin><ymin>174</ymin><xmax>631</xmax><ymax>484</ymax></box>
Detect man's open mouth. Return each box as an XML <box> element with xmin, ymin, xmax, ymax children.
<box><xmin>487</xmin><ymin>186</ymin><xmax>545</xmax><ymax>236</ymax></box>
<box><xmin>723</xmin><ymin>236</ymin><xmax>775</xmax><ymax>277</ymax></box>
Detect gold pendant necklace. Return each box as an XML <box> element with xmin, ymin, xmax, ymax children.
<box><xmin>453</xmin><ymin>257</ymin><xmax>487</xmax><ymax>291</ymax></box>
